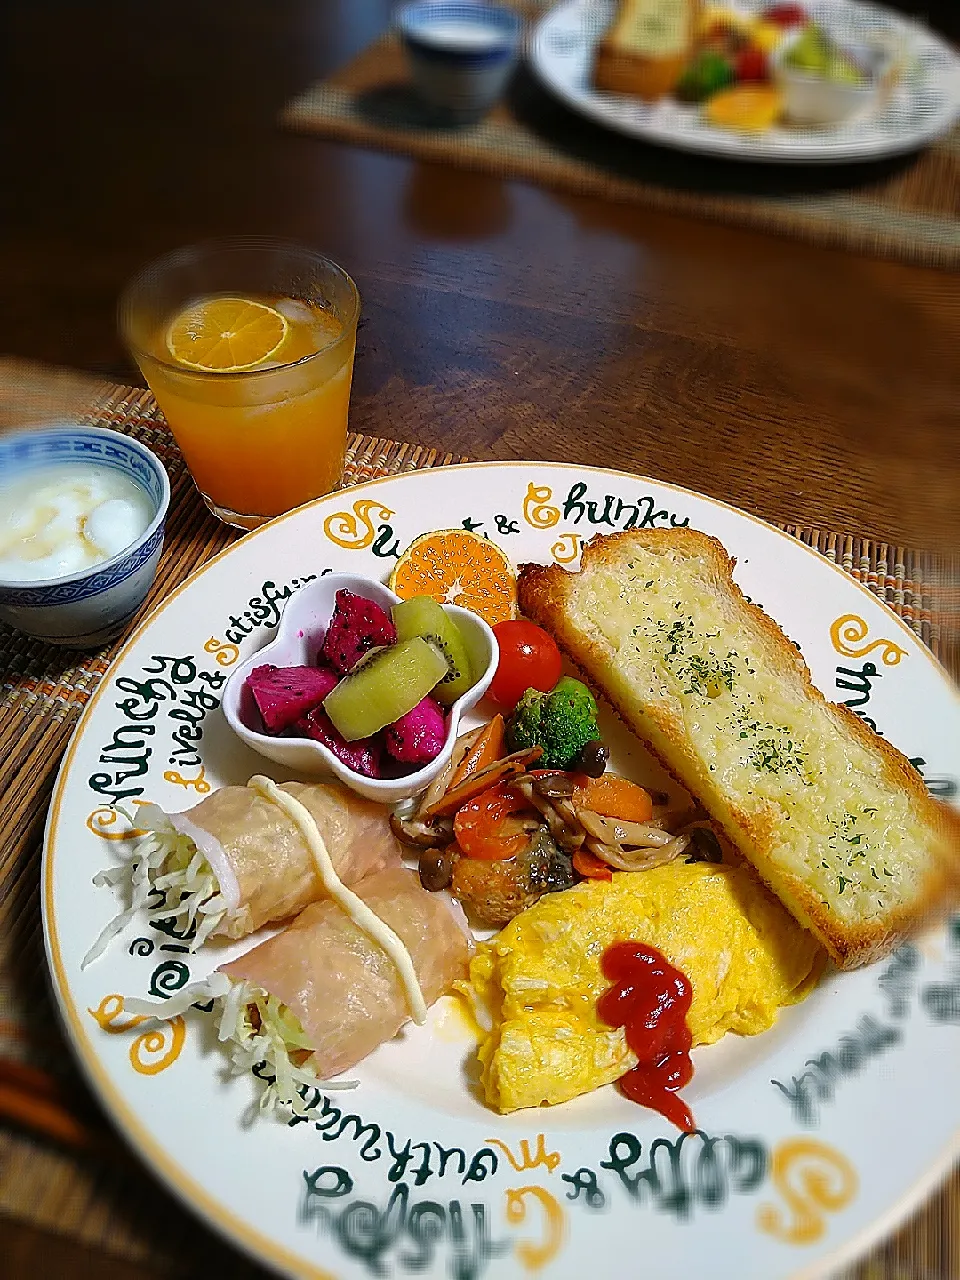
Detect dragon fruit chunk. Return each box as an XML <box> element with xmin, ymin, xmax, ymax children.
<box><xmin>384</xmin><ymin>696</ymin><xmax>446</xmax><ymax>765</ymax></box>
<box><xmin>291</xmin><ymin>706</ymin><xmax>383</xmax><ymax>779</ymax></box>
<box><xmin>246</xmin><ymin>664</ymin><xmax>339</xmax><ymax>735</ymax></box>
<box><xmin>321</xmin><ymin>589</ymin><xmax>397</xmax><ymax>675</ymax></box>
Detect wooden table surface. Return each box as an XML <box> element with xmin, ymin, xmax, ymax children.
<box><xmin>1</xmin><ymin>0</ymin><xmax>958</xmax><ymax>1275</ymax></box>
<box><xmin>4</xmin><ymin>0</ymin><xmax>959</xmax><ymax>554</ymax></box>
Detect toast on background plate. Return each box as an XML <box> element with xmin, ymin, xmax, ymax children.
<box><xmin>518</xmin><ymin>529</ymin><xmax>960</xmax><ymax>970</ymax></box>
<box><xmin>593</xmin><ymin>0</ymin><xmax>702</xmax><ymax>100</ymax></box>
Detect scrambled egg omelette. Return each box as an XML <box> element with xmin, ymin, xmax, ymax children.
<box><xmin>462</xmin><ymin>860</ymin><xmax>825</xmax><ymax>1113</ymax></box>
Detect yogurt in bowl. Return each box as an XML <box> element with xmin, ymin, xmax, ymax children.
<box><xmin>0</xmin><ymin>426</ymin><xmax>170</xmax><ymax>647</ymax></box>
<box><xmin>396</xmin><ymin>2</ymin><xmax>522</xmax><ymax>117</ymax></box>
<box><xmin>0</xmin><ymin>464</ymin><xmax>155</xmax><ymax>583</ymax></box>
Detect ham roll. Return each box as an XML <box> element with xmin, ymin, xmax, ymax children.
<box><xmin>85</xmin><ymin>780</ymin><xmax>401</xmax><ymax>964</ymax></box>
<box><xmin>125</xmin><ymin>865</ymin><xmax>472</xmax><ymax>1116</ymax></box>
<box><xmin>219</xmin><ymin>865</ymin><xmax>472</xmax><ymax>1079</ymax></box>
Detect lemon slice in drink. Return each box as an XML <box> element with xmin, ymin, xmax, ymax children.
<box><xmin>165</xmin><ymin>297</ymin><xmax>289</xmax><ymax>372</ymax></box>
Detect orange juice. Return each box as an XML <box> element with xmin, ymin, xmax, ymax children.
<box><xmin>121</xmin><ymin>243</ymin><xmax>361</xmax><ymax>529</ymax></box>
<box><xmin>138</xmin><ymin>293</ymin><xmax>356</xmax><ymax>524</ymax></box>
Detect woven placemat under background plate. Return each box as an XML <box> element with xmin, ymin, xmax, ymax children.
<box><xmin>0</xmin><ymin>357</ymin><xmax>957</xmax><ymax>1277</ymax></box>
<box><xmin>280</xmin><ymin>1</ymin><xmax>960</xmax><ymax>270</ymax></box>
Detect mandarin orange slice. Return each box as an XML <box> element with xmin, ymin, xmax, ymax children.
<box><xmin>704</xmin><ymin>85</ymin><xmax>783</xmax><ymax>133</ymax></box>
<box><xmin>166</xmin><ymin>296</ymin><xmax>289</xmax><ymax>372</ymax></box>
<box><xmin>389</xmin><ymin>529</ymin><xmax>516</xmax><ymax>627</ymax></box>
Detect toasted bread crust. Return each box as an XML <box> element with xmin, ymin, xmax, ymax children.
<box><xmin>592</xmin><ymin>0</ymin><xmax>700</xmax><ymax>99</ymax></box>
<box><xmin>593</xmin><ymin>42</ymin><xmax>687</xmax><ymax>99</ymax></box>
<box><xmin>518</xmin><ymin>529</ymin><xmax>960</xmax><ymax>969</ymax></box>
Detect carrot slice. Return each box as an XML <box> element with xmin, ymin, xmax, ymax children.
<box><xmin>573</xmin><ymin>850</ymin><xmax>613</xmax><ymax>881</ymax></box>
<box><xmin>421</xmin><ymin>747</ymin><xmax>543</xmax><ymax>819</ymax></box>
<box><xmin>573</xmin><ymin>775</ymin><xmax>654</xmax><ymax>824</ymax></box>
<box><xmin>454</xmin><ymin>782</ymin><xmax>534</xmax><ymax>861</ymax></box>
<box><xmin>449</xmin><ymin>715</ymin><xmax>505</xmax><ymax>790</ymax></box>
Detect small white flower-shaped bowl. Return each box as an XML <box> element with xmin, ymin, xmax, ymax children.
<box><xmin>772</xmin><ymin>29</ymin><xmax>895</xmax><ymax>127</ymax></box>
<box><xmin>221</xmin><ymin>572</ymin><xmax>499</xmax><ymax>804</ymax></box>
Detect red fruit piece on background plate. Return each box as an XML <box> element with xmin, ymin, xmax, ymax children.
<box><xmin>735</xmin><ymin>46</ymin><xmax>768</xmax><ymax>82</ymax></box>
<box><xmin>762</xmin><ymin>3</ymin><xmax>808</xmax><ymax>26</ymax></box>
<box><xmin>321</xmin><ymin>589</ymin><xmax>397</xmax><ymax>675</ymax></box>
<box><xmin>291</xmin><ymin>706</ymin><xmax>383</xmax><ymax>778</ymax></box>
<box><xmin>246</xmin><ymin>664</ymin><xmax>339</xmax><ymax>734</ymax></box>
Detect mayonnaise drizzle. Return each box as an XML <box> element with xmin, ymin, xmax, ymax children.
<box><xmin>249</xmin><ymin>776</ymin><xmax>428</xmax><ymax>1025</ymax></box>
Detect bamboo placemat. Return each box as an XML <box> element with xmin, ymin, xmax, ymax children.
<box><xmin>0</xmin><ymin>358</ymin><xmax>957</xmax><ymax>1277</ymax></box>
<box><xmin>280</xmin><ymin>13</ymin><xmax>960</xmax><ymax>269</ymax></box>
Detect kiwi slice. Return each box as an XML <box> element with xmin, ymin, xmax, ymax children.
<box><xmin>392</xmin><ymin>596</ymin><xmax>475</xmax><ymax>707</ymax></box>
<box><xmin>323</xmin><ymin>637</ymin><xmax>448</xmax><ymax>742</ymax></box>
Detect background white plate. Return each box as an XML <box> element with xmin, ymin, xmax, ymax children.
<box><xmin>43</xmin><ymin>463</ymin><xmax>960</xmax><ymax>1279</ymax></box>
<box><xmin>528</xmin><ymin>0</ymin><xmax>960</xmax><ymax>163</ymax></box>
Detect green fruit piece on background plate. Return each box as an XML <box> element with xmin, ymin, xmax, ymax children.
<box><xmin>828</xmin><ymin>48</ymin><xmax>866</xmax><ymax>83</ymax></box>
<box><xmin>786</xmin><ymin>24</ymin><xmax>830</xmax><ymax>72</ymax></box>
<box><xmin>676</xmin><ymin>51</ymin><xmax>735</xmax><ymax>103</ymax></box>
<box><xmin>392</xmin><ymin>596</ymin><xmax>475</xmax><ymax>706</ymax></box>
<box><xmin>323</xmin><ymin>637</ymin><xmax>448</xmax><ymax>741</ymax></box>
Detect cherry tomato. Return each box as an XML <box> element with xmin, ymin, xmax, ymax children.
<box><xmin>454</xmin><ymin>783</ymin><xmax>534</xmax><ymax>860</ymax></box>
<box><xmin>488</xmin><ymin>620</ymin><xmax>562</xmax><ymax>710</ymax></box>
<box><xmin>762</xmin><ymin>2</ymin><xmax>808</xmax><ymax>27</ymax></box>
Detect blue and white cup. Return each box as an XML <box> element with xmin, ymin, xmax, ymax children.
<box><xmin>396</xmin><ymin>2</ymin><xmax>523</xmax><ymax>117</ymax></box>
<box><xmin>0</xmin><ymin>426</ymin><xmax>170</xmax><ymax>647</ymax></box>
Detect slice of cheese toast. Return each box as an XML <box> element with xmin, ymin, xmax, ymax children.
<box><xmin>518</xmin><ymin>529</ymin><xmax>960</xmax><ymax>969</ymax></box>
<box><xmin>593</xmin><ymin>0</ymin><xmax>700</xmax><ymax>101</ymax></box>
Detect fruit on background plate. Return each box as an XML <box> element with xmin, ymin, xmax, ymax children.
<box><xmin>704</xmin><ymin>83</ymin><xmax>783</xmax><ymax>130</ymax></box>
<box><xmin>390</xmin><ymin>528</ymin><xmax>516</xmax><ymax>627</ymax></box>
<box><xmin>676</xmin><ymin>49</ymin><xmax>737</xmax><ymax>101</ymax></box>
<box><xmin>762</xmin><ymin>1</ymin><xmax>808</xmax><ymax>27</ymax></box>
<box><xmin>735</xmin><ymin>44</ymin><xmax>769</xmax><ymax>81</ymax></box>
<box><xmin>784</xmin><ymin>23</ymin><xmax>867</xmax><ymax>83</ymax></box>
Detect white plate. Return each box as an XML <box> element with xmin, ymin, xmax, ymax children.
<box><xmin>44</xmin><ymin>462</ymin><xmax>960</xmax><ymax>1279</ymax></box>
<box><xmin>528</xmin><ymin>0</ymin><xmax>960</xmax><ymax>163</ymax></box>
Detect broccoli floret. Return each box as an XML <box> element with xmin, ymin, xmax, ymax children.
<box><xmin>541</xmin><ymin>677</ymin><xmax>599</xmax><ymax>768</ymax></box>
<box><xmin>506</xmin><ymin>676</ymin><xmax>599</xmax><ymax>769</ymax></box>
<box><xmin>508</xmin><ymin>687</ymin><xmax>546</xmax><ymax>754</ymax></box>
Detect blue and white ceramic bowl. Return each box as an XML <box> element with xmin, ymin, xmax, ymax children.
<box><xmin>0</xmin><ymin>426</ymin><xmax>170</xmax><ymax>647</ymax></box>
<box><xmin>396</xmin><ymin>1</ymin><xmax>522</xmax><ymax>116</ymax></box>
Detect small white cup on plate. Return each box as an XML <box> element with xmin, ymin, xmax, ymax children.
<box><xmin>773</xmin><ymin>28</ymin><xmax>896</xmax><ymax>127</ymax></box>
<box><xmin>396</xmin><ymin>1</ymin><xmax>523</xmax><ymax>118</ymax></box>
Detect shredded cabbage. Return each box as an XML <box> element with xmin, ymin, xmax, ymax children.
<box><xmin>83</xmin><ymin>807</ymin><xmax>230</xmax><ymax>967</ymax></box>
<box><xmin>452</xmin><ymin>977</ymin><xmax>492</xmax><ymax>1034</ymax></box>
<box><xmin>124</xmin><ymin>977</ymin><xmax>357</xmax><ymax>1118</ymax></box>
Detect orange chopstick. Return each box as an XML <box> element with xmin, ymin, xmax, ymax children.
<box><xmin>0</xmin><ymin>1059</ymin><xmax>119</xmax><ymax>1158</ymax></box>
<box><xmin>0</xmin><ymin>1058</ymin><xmax>66</xmax><ymax>1101</ymax></box>
<box><xmin>0</xmin><ymin>1080</ymin><xmax>97</xmax><ymax>1151</ymax></box>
